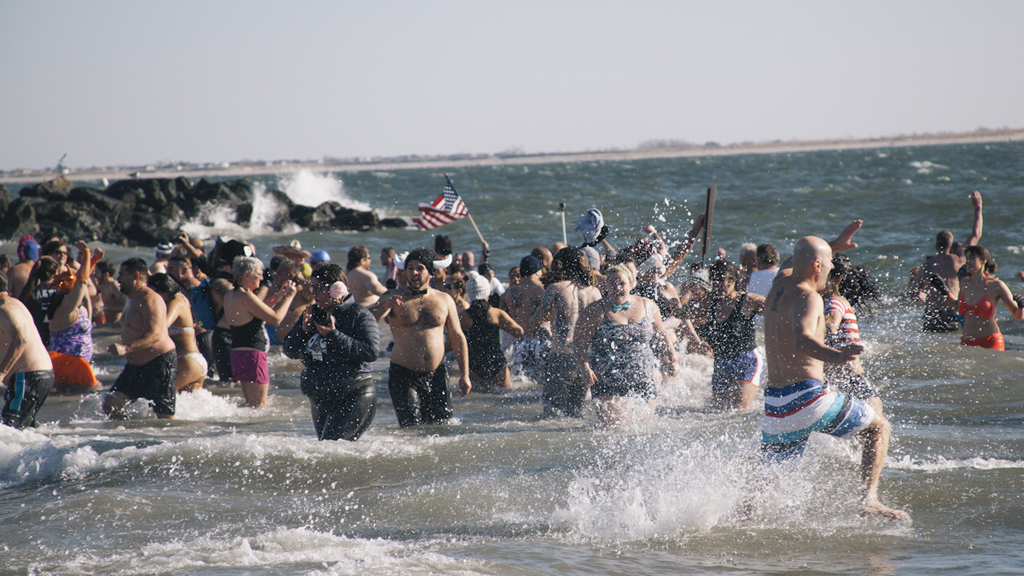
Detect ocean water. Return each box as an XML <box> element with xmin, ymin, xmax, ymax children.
<box><xmin>3</xmin><ymin>141</ymin><xmax>1024</xmax><ymax>575</ymax></box>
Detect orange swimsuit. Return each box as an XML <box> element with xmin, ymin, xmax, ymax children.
<box><xmin>959</xmin><ymin>279</ymin><xmax>1004</xmax><ymax>350</ymax></box>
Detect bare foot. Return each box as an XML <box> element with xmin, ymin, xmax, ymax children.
<box><xmin>861</xmin><ymin>500</ymin><xmax>910</xmax><ymax>521</ymax></box>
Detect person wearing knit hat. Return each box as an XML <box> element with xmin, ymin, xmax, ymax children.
<box><xmin>151</xmin><ymin>242</ymin><xmax>175</xmax><ymax>274</ymax></box>
<box><xmin>503</xmin><ymin>255</ymin><xmax>550</xmax><ymax>384</ymax></box>
<box><xmin>465</xmin><ymin>270</ymin><xmax>491</xmax><ymax>302</ymax></box>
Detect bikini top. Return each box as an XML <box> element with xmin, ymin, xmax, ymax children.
<box><xmin>959</xmin><ymin>279</ymin><xmax>996</xmax><ymax>320</ymax></box>
<box><xmin>168</xmin><ymin>325</ymin><xmax>195</xmax><ymax>336</ymax></box>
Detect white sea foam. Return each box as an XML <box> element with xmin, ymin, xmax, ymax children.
<box><xmin>181</xmin><ymin>181</ymin><xmax>301</xmax><ymax>238</ymax></box>
<box><xmin>278</xmin><ymin>170</ymin><xmax>371</xmax><ymax>211</ymax></box>
<box><xmin>909</xmin><ymin>160</ymin><xmax>949</xmax><ymax>174</ymax></box>
<box><xmin>47</xmin><ymin>528</ymin><xmax>484</xmax><ymax>576</ymax></box>
<box><xmin>889</xmin><ymin>455</ymin><xmax>1024</xmax><ymax>471</ymax></box>
<box><xmin>1</xmin><ymin>427</ymin><xmax>448</xmax><ymax>489</ymax></box>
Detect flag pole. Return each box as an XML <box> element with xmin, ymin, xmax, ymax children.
<box><xmin>466</xmin><ymin>212</ymin><xmax>486</xmax><ymax>244</ymax></box>
<box><xmin>700</xmin><ymin>185</ymin><xmax>717</xmax><ymax>268</ymax></box>
<box><xmin>559</xmin><ymin>202</ymin><xmax>567</xmax><ymax>244</ymax></box>
<box><xmin>445</xmin><ymin>173</ymin><xmax>486</xmax><ymax>243</ymax></box>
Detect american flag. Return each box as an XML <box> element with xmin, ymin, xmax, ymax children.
<box><xmin>413</xmin><ymin>176</ymin><xmax>469</xmax><ymax>231</ymax></box>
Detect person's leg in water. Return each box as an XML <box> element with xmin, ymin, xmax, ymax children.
<box><xmin>310</xmin><ymin>378</ymin><xmax>377</xmax><ymax>441</ymax></box>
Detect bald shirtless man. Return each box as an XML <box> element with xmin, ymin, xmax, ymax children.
<box><xmin>0</xmin><ymin>273</ymin><xmax>55</xmax><ymax>429</ymax></box>
<box><xmin>762</xmin><ymin>236</ymin><xmax>907</xmax><ymax>520</ymax></box>
<box><xmin>346</xmin><ymin>245</ymin><xmax>388</xmax><ymax>307</ymax></box>
<box><xmin>372</xmin><ymin>248</ymin><xmax>471</xmax><ymax>427</ymax></box>
<box><xmin>104</xmin><ymin>258</ymin><xmax>178</xmax><ymax>419</ymax></box>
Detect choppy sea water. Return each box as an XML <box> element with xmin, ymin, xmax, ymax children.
<box><xmin>3</xmin><ymin>141</ymin><xmax>1024</xmax><ymax>575</ymax></box>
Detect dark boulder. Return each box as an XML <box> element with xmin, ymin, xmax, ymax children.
<box><xmin>380</xmin><ymin>217</ymin><xmax>410</xmax><ymax>228</ymax></box>
<box><xmin>0</xmin><ymin>197</ymin><xmax>41</xmax><ymax>240</ymax></box>
<box><xmin>0</xmin><ymin>184</ymin><xmax>13</xmax><ymax>216</ymax></box>
<box><xmin>18</xmin><ymin>176</ymin><xmax>74</xmax><ymax>201</ymax></box>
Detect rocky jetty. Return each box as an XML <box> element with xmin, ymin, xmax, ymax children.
<box><xmin>0</xmin><ymin>176</ymin><xmax>407</xmax><ymax>246</ymax></box>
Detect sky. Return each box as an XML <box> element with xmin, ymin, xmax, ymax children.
<box><xmin>1</xmin><ymin>1</ymin><xmax>1022</xmax><ymax>171</ymax></box>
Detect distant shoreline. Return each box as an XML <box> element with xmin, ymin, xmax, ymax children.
<box><xmin>3</xmin><ymin>128</ymin><xmax>1022</xmax><ymax>185</ymax></box>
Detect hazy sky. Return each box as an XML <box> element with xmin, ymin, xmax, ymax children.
<box><xmin>2</xmin><ymin>1</ymin><xmax>1022</xmax><ymax>171</ymax></box>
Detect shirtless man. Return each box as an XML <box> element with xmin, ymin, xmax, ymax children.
<box><xmin>762</xmin><ymin>236</ymin><xmax>908</xmax><ymax>520</ymax></box>
<box><xmin>346</xmin><ymin>245</ymin><xmax>388</xmax><ymax>307</ymax></box>
<box><xmin>93</xmin><ymin>260</ymin><xmax>126</xmax><ymax>324</ymax></box>
<box><xmin>380</xmin><ymin>247</ymin><xmax>397</xmax><ymax>286</ymax></box>
<box><xmin>9</xmin><ymin>236</ymin><xmax>39</xmax><ymax>303</ymax></box>
<box><xmin>502</xmin><ymin>255</ymin><xmax>550</xmax><ymax>383</ymax></box>
<box><xmin>0</xmin><ymin>273</ymin><xmax>56</xmax><ymax>429</ymax></box>
<box><xmin>371</xmin><ymin>248</ymin><xmax>471</xmax><ymax>427</ymax></box>
<box><xmin>531</xmin><ymin>247</ymin><xmax>553</xmax><ymax>273</ymax></box>
<box><xmin>908</xmin><ymin>191</ymin><xmax>982</xmax><ymax>331</ymax></box>
<box><xmin>104</xmin><ymin>258</ymin><xmax>178</xmax><ymax>419</ymax></box>
<box><xmin>530</xmin><ymin>248</ymin><xmax>602</xmax><ymax>417</ymax></box>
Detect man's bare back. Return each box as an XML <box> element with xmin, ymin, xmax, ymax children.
<box><xmin>9</xmin><ymin>262</ymin><xmax>33</xmax><ymax>302</ymax></box>
<box><xmin>762</xmin><ymin>236</ymin><xmax>907</xmax><ymax>521</ymax></box>
<box><xmin>348</xmin><ymin>266</ymin><xmax>388</xmax><ymax>308</ymax></box>
<box><xmin>0</xmin><ymin>293</ymin><xmax>53</xmax><ymax>381</ymax></box>
<box><xmin>503</xmin><ymin>277</ymin><xmax>546</xmax><ymax>338</ymax></box>
<box><xmin>539</xmin><ymin>281</ymin><xmax>601</xmax><ymax>354</ymax></box>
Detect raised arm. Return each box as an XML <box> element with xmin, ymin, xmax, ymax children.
<box><xmin>965</xmin><ymin>191</ymin><xmax>983</xmax><ymax>247</ymax></box>
<box><xmin>244</xmin><ymin>282</ymin><xmax>297</xmax><ymax>326</ymax></box>
<box><xmin>663</xmin><ymin>214</ymin><xmax>706</xmax><ymax>278</ymax></box>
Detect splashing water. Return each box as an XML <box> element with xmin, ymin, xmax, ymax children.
<box><xmin>277</xmin><ymin>169</ymin><xmax>372</xmax><ymax>212</ymax></box>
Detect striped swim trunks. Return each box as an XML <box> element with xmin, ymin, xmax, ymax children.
<box><xmin>761</xmin><ymin>378</ymin><xmax>875</xmax><ymax>463</ymax></box>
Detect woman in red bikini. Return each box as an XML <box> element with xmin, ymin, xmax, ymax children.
<box><xmin>955</xmin><ymin>246</ymin><xmax>1023</xmax><ymax>350</ymax></box>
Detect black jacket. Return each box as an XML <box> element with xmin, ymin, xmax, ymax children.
<box><xmin>283</xmin><ymin>297</ymin><xmax>380</xmax><ymax>400</ymax></box>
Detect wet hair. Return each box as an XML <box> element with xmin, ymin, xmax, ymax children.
<box><xmin>95</xmin><ymin>260</ymin><xmax>115</xmax><ymax>277</ymax></box>
<box><xmin>936</xmin><ymin>230</ymin><xmax>954</xmax><ymax>251</ymax></box>
<box><xmin>169</xmin><ymin>256</ymin><xmax>191</xmax><ymax>267</ymax></box>
<box><xmin>347</xmin><ymin>245</ymin><xmax>370</xmax><ymax>271</ymax></box>
<box><xmin>756</xmin><ymin>243</ymin><xmax>780</xmax><ymax>267</ymax></box>
<box><xmin>963</xmin><ymin>245</ymin><xmax>990</xmax><ymax>265</ymax></box>
<box><xmin>406</xmin><ymin>248</ymin><xmax>438</xmax><ymax>276</ymax></box>
<box><xmin>708</xmin><ymin>259</ymin><xmax>738</xmax><ymax>286</ymax></box>
<box><xmin>20</xmin><ymin>256</ymin><xmax>60</xmax><ymax>301</ymax></box>
<box><xmin>604</xmin><ymin>263</ymin><xmax>635</xmax><ymax>288</ymax></box>
<box><xmin>311</xmin><ymin>262</ymin><xmax>347</xmax><ymax>286</ymax></box>
<box><xmin>829</xmin><ymin>253</ymin><xmax>880</xmax><ymax>309</ymax></box>
<box><xmin>434</xmin><ymin>235</ymin><xmax>452</xmax><ymax>257</ymax></box>
<box><xmin>232</xmin><ymin>256</ymin><xmax>263</xmax><ymax>283</ymax></box>
<box><xmin>0</xmin><ymin>272</ymin><xmax>7</xmax><ymax>294</ymax></box>
<box><xmin>147</xmin><ymin>272</ymin><xmax>180</xmax><ymax>297</ymax></box>
<box><xmin>542</xmin><ymin>247</ymin><xmax>595</xmax><ymax>287</ymax></box>
<box><xmin>120</xmin><ymin>257</ymin><xmax>149</xmax><ymax>276</ymax></box>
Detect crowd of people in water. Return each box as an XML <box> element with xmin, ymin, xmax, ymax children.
<box><xmin>3</xmin><ymin>189</ymin><xmax>1023</xmax><ymax>521</ymax></box>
